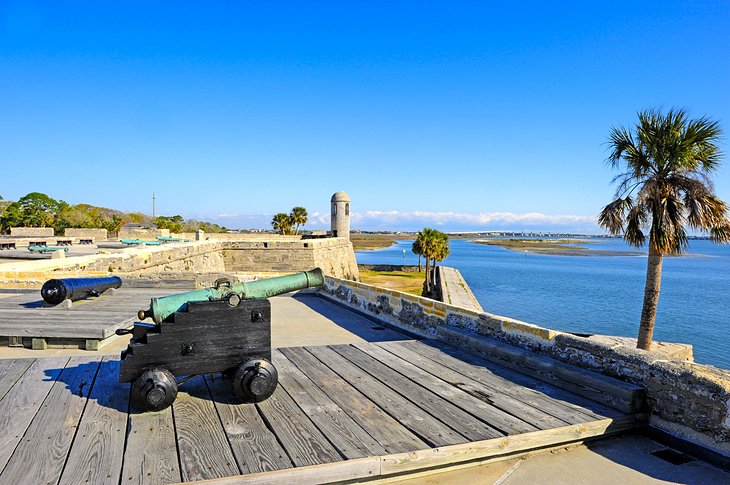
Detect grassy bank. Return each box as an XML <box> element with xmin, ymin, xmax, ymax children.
<box><xmin>351</xmin><ymin>234</ymin><xmax>414</xmax><ymax>251</ymax></box>
<box><xmin>359</xmin><ymin>269</ymin><xmax>424</xmax><ymax>295</ymax></box>
<box><xmin>473</xmin><ymin>238</ymin><xmax>644</xmax><ymax>256</ymax></box>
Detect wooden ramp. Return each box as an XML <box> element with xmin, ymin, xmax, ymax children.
<box><xmin>0</xmin><ymin>340</ymin><xmax>647</xmax><ymax>485</ymax></box>
<box><xmin>0</xmin><ymin>288</ymin><xmax>180</xmax><ymax>349</ymax></box>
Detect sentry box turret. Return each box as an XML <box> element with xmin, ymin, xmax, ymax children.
<box><xmin>118</xmin><ymin>268</ymin><xmax>325</xmax><ymax>412</ymax></box>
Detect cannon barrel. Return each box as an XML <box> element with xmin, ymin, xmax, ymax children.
<box><xmin>139</xmin><ymin>268</ymin><xmax>325</xmax><ymax>324</ymax></box>
<box><xmin>41</xmin><ymin>276</ymin><xmax>123</xmax><ymax>305</ymax></box>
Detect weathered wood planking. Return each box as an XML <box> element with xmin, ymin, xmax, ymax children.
<box><xmin>188</xmin><ymin>457</ymin><xmax>381</xmax><ymax>485</ymax></box>
<box><xmin>0</xmin><ymin>357</ymin><xmax>68</xmax><ymax>470</ymax></box>
<box><xmin>0</xmin><ymin>334</ymin><xmax>648</xmax><ymax>484</ymax></box>
<box><xmin>122</xmin><ymin>406</ymin><xmax>181</xmax><ymax>485</ymax></box>
<box><xmin>0</xmin><ymin>356</ymin><xmax>101</xmax><ymax>485</ymax></box>
<box><xmin>0</xmin><ymin>317</ymin><xmax>135</xmax><ymax>339</ymax></box>
<box><xmin>306</xmin><ymin>345</ymin><xmax>467</xmax><ymax>447</ymax></box>
<box><xmin>353</xmin><ymin>343</ymin><xmax>540</xmax><ymax>434</ymax></box>
<box><xmin>173</xmin><ymin>375</ymin><xmax>240</xmax><ymax>482</ymax></box>
<box><xmin>379</xmin><ymin>414</ymin><xmax>648</xmax><ymax>475</ymax></box>
<box><xmin>427</xmin><ymin>328</ymin><xmax>645</xmax><ymax>413</ymax></box>
<box><xmin>0</xmin><ymin>288</ymin><xmax>179</xmax><ymax>342</ymax></box>
<box><xmin>256</xmin><ymin>382</ymin><xmax>343</xmax><ymax>467</ymax></box>
<box><xmin>206</xmin><ymin>373</ymin><xmax>293</xmax><ymax>474</ymax></box>
<box><xmin>59</xmin><ymin>356</ymin><xmax>130</xmax><ymax>485</ymax></box>
<box><xmin>378</xmin><ymin>340</ymin><xmax>575</xmax><ymax>427</ymax></box>
<box><xmin>280</xmin><ymin>346</ymin><xmax>428</xmax><ymax>454</ymax></box>
<box><xmin>0</xmin><ymin>358</ymin><xmax>34</xmax><ymax>400</ymax></box>
<box><xmin>331</xmin><ymin>344</ymin><xmax>503</xmax><ymax>441</ymax></box>
<box><xmin>415</xmin><ymin>339</ymin><xmax>623</xmax><ymax>420</ymax></box>
<box><xmin>273</xmin><ymin>349</ymin><xmax>387</xmax><ymax>458</ymax></box>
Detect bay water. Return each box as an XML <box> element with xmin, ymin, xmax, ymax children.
<box><xmin>356</xmin><ymin>238</ymin><xmax>730</xmax><ymax>369</ymax></box>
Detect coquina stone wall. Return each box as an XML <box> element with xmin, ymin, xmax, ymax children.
<box><xmin>10</xmin><ymin>227</ymin><xmax>54</xmax><ymax>237</ymax></box>
<box><xmin>320</xmin><ymin>276</ymin><xmax>730</xmax><ymax>451</ymax></box>
<box><xmin>0</xmin><ymin>238</ymin><xmax>359</xmax><ymax>287</ymax></box>
<box><xmin>64</xmin><ymin>228</ymin><xmax>108</xmax><ymax>240</ymax></box>
<box><xmin>222</xmin><ymin>238</ymin><xmax>359</xmax><ymax>280</ymax></box>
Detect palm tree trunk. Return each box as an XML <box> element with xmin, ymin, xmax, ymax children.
<box><xmin>418</xmin><ymin>255</ymin><xmax>422</xmax><ymax>272</ymax></box>
<box><xmin>637</xmin><ymin>243</ymin><xmax>663</xmax><ymax>351</ymax></box>
<box><xmin>424</xmin><ymin>257</ymin><xmax>431</xmax><ymax>295</ymax></box>
<box><xmin>431</xmin><ymin>259</ymin><xmax>437</xmax><ymax>290</ymax></box>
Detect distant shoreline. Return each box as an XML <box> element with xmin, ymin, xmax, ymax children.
<box><xmin>472</xmin><ymin>238</ymin><xmax>645</xmax><ymax>257</ymax></box>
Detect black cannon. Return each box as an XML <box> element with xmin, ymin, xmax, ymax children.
<box><xmin>41</xmin><ymin>276</ymin><xmax>123</xmax><ymax>305</ymax></box>
<box><xmin>118</xmin><ymin>269</ymin><xmax>325</xmax><ymax>411</ymax></box>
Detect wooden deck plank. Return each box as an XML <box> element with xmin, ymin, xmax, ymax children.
<box><xmin>414</xmin><ymin>339</ymin><xmax>623</xmax><ymax>420</ymax></box>
<box><xmin>378</xmin><ymin>341</ymin><xmax>572</xmax><ymax>428</ymax></box>
<box><xmin>188</xmin><ymin>457</ymin><xmax>381</xmax><ymax>485</ymax></box>
<box><xmin>122</xmin><ymin>406</ymin><xmax>181</xmax><ymax>485</ymax></box>
<box><xmin>332</xmin><ymin>344</ymin><xmax>504</xmax><ymax>441</ymax></box>
<box><xmin>273</xmin><ymin>349</ymin><xmax>388</xmax><ymax>458</ymax></box>
<box><xmin>173</xmin><ymin>375</ymin><xmax>240</xmax><ymax>482</ymax></box>
<box><xmin>427</xmin><ymin>331</ymin><xmax>645</xmax><ymax>413</ymax></box>
<box><xmin>0</xmin><ymin>357</ymin><xmax>68</xmax><ymax>471</ymax></box>
<box><xmin>0</xmin><ymin>358</ymin><xmax>34</xmax><ymax>400</ymax></box>
<box><xmin>280</xmin><ymin>346</ymin><xmax>428</xmax><ymax>454</ymax></box>
<box><xmin>0</xmin><ymin>320</ymin><xmax>131</xmax><ymax>339</ymax></box>
<box><xmin>256</xmin><ymin>381</ymin><xmax>343</xmax><ymax>467</ymax></box>
<box><xmin>380</xmin><ymin>413</ymin><xmax>648</xmax><ymax>475</ymax></box>
<box><xmin>206</xmin><ymin>373</ymin><xmax>293</xmax><ymax>474</ymax></box>
<box><xmin>306</xmin><ymin>345</ymin><xmax>466</xmax><ymax>447</ymax></box>
<box><xmin>59</xmin><ymin>356</ymin><xmax>130</xmax><ymax>485</ymax></box>
<box><xmin>0</xmin><ymin>356</ymin><xmax>101</xmax><ymax>485</ymax></box>
<box><xmin>354</xmin><ymin>343</ymin><xmax>540</xmax><ymax>434</ymax></box>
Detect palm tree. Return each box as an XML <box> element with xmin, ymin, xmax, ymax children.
<box><xmin>411</xmin><ymin>237</ymin><xmax>423</xmax><ymax>272</ymax></box>
<box><xmin>290</xmin><ymin>207</ymin><xmax>308</xmax><ymax>235</ymax></box>
<box><xmin>414</xmin><ymin>229</ymin><xmax>436</xmax><ymax>294</ymax></box>
<box><xmin>431</xmin><ymin>232</ymin><xmax>451</xmax><ymax>290</ymax></box>
<box><xmin>272</xmin><ymin>213</ymin><xmax>293</xmax><ymax>235</ymax></box>
<box><xmin>414</xmin><ymin>228</ymin><xmax>450</xmax><ymax>296</ymax></box>
<box><xmin>599</xmin><ymin>108</ymin><xmax>730</xmax><ymax>351</ymax></box>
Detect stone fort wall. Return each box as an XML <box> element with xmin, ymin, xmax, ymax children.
<box><xmin>0</xmin><ymin>237</ymin><xmax>358</xmax><ymax>287</ymax></box>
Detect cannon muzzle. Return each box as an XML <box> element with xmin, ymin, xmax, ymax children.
<box><xmin>140</xmin><ymin>268</ymin><xmax>325</xmax><ymax>323</ymax></box>
<box><xmin>41</xmin><ymin>276</ymin><xmax>123</xmax><ymax>305</ymax></box>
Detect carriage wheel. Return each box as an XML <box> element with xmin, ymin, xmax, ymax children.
<box><xmin>131</xmin><ymin>369</ymin><xmax>178</xmax><ymax>411</ymax></box>
<box><xmin>231</xmin><ymin>358</ymin><xmax>278</xmax><ymax>403</ymax></box>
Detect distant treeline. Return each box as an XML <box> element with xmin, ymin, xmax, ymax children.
<box><xmin>0</xmin><ymin>192</ymin><xmax>228</xmax><ymax>236</ymax></box>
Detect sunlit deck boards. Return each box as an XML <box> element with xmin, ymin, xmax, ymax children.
<box><xmin>0</xmin><ymin>288</ymin><xmax>180</xmax><ymax>348</ymax></box>
<box><xmin>0</xmin><ymin>340</ymin><xmax>646</xmax><ymax>484</ymax></box>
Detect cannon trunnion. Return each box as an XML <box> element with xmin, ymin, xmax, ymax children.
<box><xmin>119</xmin><ymin>298</ymin><xmax>277</xmax><ymax>411</ymax></box>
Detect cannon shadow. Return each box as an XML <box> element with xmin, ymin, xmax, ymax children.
<box><xmin>43</xmin><ymin>360</ymin><xmax>131</xmax><ymax>413</ymax></box>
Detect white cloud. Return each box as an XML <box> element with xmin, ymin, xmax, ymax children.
<box><xmin>347</xmin><ymin>210</ymin><xmax>595</xmax><ymax>228</ymax></box>
<box><xmin>208</xmin><ymin>209</ymin><xmax>600</xmax><ymax>232</ymax></box>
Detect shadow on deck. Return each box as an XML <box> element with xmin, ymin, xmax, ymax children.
<box><xmin>0</xmin><ymin>295</ymin><xmax>648</xmax><ymax>484</ymax></box>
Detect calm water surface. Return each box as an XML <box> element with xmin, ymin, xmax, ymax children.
<box><xmin>356</xmin><ymin>238</ymin><xmax>730</xmax><ymax>369</ymax></box>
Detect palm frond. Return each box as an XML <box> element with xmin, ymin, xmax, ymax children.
<box><xmin>598</xmin><ymin>196</ymin><xmax>633</xmax><ymax>235</ymax></box>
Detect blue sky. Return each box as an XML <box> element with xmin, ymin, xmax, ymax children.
<box><xmin>1</xmin><ymin>1</ymin><xmax>729</xmax><ymax>232</ymax></box>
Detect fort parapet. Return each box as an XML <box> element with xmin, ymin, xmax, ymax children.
<box><xmin>10</xmin><ymin>227</ymin><xmax>54</xmax><ymax>237</ymax></box>
<box><xmin>0</xmin><ymin>236</ymin><xmax>358</xmax><ymax>286</ymax></box>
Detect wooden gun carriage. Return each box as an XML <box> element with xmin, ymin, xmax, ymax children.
<box><xmin>118</xmin><ymin>269</ymin><xmax>325</xmax><ymax>411</ymax></box>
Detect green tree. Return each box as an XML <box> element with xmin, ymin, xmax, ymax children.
<box><xmin>411</xmin><ymin>237</ymin><xmax>423</xmax><ymax>272</ymax></box>
<box><xmin>430</xmin><ymin>232</ymin><xmax>451</xmax><ymax>290</ymax></box>
<box><xmin>272</xmin><ymin>213</ymin><xmax>293</xmax><ymax>235</ymax></box>
<box><xmin>290</xmin><ymin>207</ymin><xmax>308</xmax><ymax>234</ymax></box>
<box><xmin>16</xmin><ymin>192</ymin><xmax>62</xmax><ymax>227</ymax></box>
<box><xmin>599</xmin><ymin>108</ymin><xmax>730</xmax><ymax>351</ymax></box>
<box><xmin>0</xmin><ymin>202</ymin><xmax>23</xmax><ymax>234</ymax></box>
<box><xmin>413</xmin><ymin>228</ymin><xmax>449</xmax><ymax>296</ymax></box>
